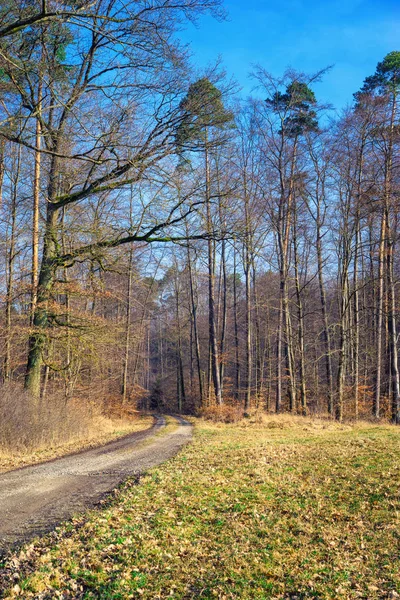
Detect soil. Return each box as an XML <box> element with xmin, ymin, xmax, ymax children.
<box><xmin>0</xmin><ymin>415</ymin><xmax>192</xmax><ymax>553</ymax></box>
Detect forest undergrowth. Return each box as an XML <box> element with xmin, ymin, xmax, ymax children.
<box><xmin>0</xmin><ymin>384</ymin><xmax>153</xmax><ymax>473</ymax></box>
<box><xmin>1</xmin><ymin>414</ymin><xmax>399</xmax><ymax>599</ymax></box>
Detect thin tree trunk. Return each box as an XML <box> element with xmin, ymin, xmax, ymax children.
<box><xmin>293</xmin><ymin>204</ymin><xmax>307</xmax><ymax>415</ymax></box>
<box><xmin>387</xmin><ymin>232</ymin><xmax>400</xmax><ymax>423</ymax></box>
<box><xmin>219</xmin><ymin>227</ymin><xmax>227</xmax><ymax>396</ymax></box>
<box><xmin>276</xmin><ymin>291</ymin><xmax>283</xmax><ymax>413</ymax></box>
<box><xmin>31</xmin><ymin>81</ymin><xmax>42</xmax><ymax>323</ymax></box>
<box><xmin>121</xmin><ymin>247</ymin><xmax>134</xmax><ymax>403</ymax></box>
<box><xmin>252</xmin><ymin>260</ymin><xmax>263</xmax><ymax>404</ymax></box>
<box><xmin>316</xmin><ymin>207</ymin><xmax>334</xmax><ymax>415</ymax></box>
<box><xmin>353</xmin><ymin>219</ymin><xmax>360</xmax><ymax>419</ymax></box>
<box><xmin>244</xmin><ymin>251</ymin><xmax>251</xmax><ymax>411</ymax></box>
<box><xmin>233</xmin><ymin>243</ymin><xmax>241</xmax><ymax>400</ymax></box>
<box><xmin>374</xmin><ymin>205</ymin><xmax>386</xmax><ymax>418</ymax></box>
<box><xmin>336</xmin><ymin>278</ymin><xmax>349</xmax><ymax>422</ymax></box>
<box><xmin>185</xmin><ymin>219</ymin><xmax>204</xmax><ymax>404</ymax></box>
<box><xmin>385</xmin><ymin>94</ymin><xmax>400</xmax><ymax>423</ymax></box>
<box><xmin>0</xmin><ymin>139</ymin><xmax>5</xmax><ymax>208</ymax></box>
<box><xmin>244</xmin><ymin>192</ymin><xmax>252</xmax><ymax>412</ymax></box>
<box><xmin>279</xmin><ymin>137</ymin><xmax>298</xmax><ymax>412</ymax></box>
<box><xmin>205</xmin><ymin>133</ymin><xmax>222</xmax><ymax>404</ymax></box>
<box><xmin>336</xmin><ymin>202</ymin><xmax>352</xmax><ymax>421</ymax></box>
<box><xmin>174</xmin><ymin>268</ymin><xmax>186</xmax><ymax>412</ymax></box>
<box><xmin>60</xmin><ymin>206</ymin><xmax>72</xmax><ymax>399</ymax></box>
<box><xmin>4</xmin><ymin>146</ymin><xmax>21</xmax><ymax>382</ymax></box>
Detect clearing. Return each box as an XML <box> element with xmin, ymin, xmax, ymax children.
<box><xmin>1</xmin><ymin>414</ymin><xmax>399</xmax><ymax>599</ymax></box>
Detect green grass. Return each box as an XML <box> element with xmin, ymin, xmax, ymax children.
<box><xmin>2</xmin><ymin>415</ymin><xmax>400</xmax><ymax>599</ymax></box>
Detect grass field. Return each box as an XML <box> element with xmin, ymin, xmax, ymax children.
<box><xmin>2</xmin><ymin>414</ymin><xmax>400</xmax><ymax>599</ymax></box>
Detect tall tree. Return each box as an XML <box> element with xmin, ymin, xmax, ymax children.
<box><xmin>254</xmin><ymin>71</ymin><xmax>319</xmax><ymax>412</ymax></box>
<box><xmin>176</xmin><ymin>77</ymin><xmax>234</xmax><ymax>405</ymax></box>
<box><xmin>356</xmin><ymin>52</ymin><xmax>400</xmax><ymax>423</ymax></box>
<box><xmin>0</xmin><ymin>1</ymin><xmax>223</xmax><ymax>398</ymax></box>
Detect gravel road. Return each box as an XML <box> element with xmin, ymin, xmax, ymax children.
<box><xmin>0</xmin><ymin>415</ymin><xmax>192</xmax><ymax>553</ymax></box>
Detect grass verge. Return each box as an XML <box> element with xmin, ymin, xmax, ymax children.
<box><xmin>1</xmin><ymin>414</ymin><xmax>400</xmax><ymax>599</ymax></box>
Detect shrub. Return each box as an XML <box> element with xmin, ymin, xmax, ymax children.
<box><xmin>199</xmin><ymin>403</ymin><xmax>244</xmax><ymax>423</ymax></box>
<box><xmin>0</xmin><ymin>383</ymin><xmax>95</xmax><ymax>453</ymax></box>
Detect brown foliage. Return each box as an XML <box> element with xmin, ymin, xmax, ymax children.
<box><xmin>199</xmin><ymin>402</ymin><xmax>244</xmax><ymax>423</ymax></box>
<box><xmin>0</xmin><ymin>384</ymin><xmax>95</xmax><ymax>453</ymax></box>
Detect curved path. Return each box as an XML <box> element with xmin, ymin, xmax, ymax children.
<box><xmin>0</xmin><ymin>415</ymin><xmax>192</xmax><ymax>552</ymax></box>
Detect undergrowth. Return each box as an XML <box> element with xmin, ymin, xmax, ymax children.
<box><xmin>0</xmin><ymin>384</ymin><xmax>152</xmax><ymax>472</ymax></box>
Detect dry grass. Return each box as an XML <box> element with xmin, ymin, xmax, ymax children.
<box><xmin>0</xmin><ymin>384</ymin><xmax>153</xmax><ymax>473</ymax></box>
<box><xmin>199</xmin><ymin>403</ymin><xmax>245</xmax><ymax>423</ymax></box>
<box><xmin>1</xmin><ymin>414</ymin><xmax>400</xmax><ymax>599</ymax></box>
<box><xmin>198</xmin><ymin>402</ymin><xmax>385</xmax><ymax>428</ymax></box>
<box><xmin>246</xmin><ymin>411</ymin><xmax>363</xmax><ymax>430</ymax></box>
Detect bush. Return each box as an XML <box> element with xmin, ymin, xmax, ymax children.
<box><xmin>0</xmin><ymin>383</ymin><xmax>94</xmax><ymax>453</ymax></box>
<box><xmin>199</xmin><ymin>403</ymin><xmax>244</xmax><ymax>423</ymax></box>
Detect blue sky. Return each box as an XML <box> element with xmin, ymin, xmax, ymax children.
<box><xmin>179</xmin><ymin>0</ymin><xmax>400</xmax><ymax>112</ymax></box>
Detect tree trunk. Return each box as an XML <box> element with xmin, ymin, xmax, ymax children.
<box><xmin>205</xmin><ymin>134</ymin><xmax>222</xmax><ymax>404</ymax></box>
<box><xmin>336</xmin><ymin>278</ymin><xmax>349</xmax><ymax>422</ymax></box>
<box><xmin>293</xmin><ymin>204</ymin><xmax>307</xmax><ymax>415</ymax></box>
<box><xmin>218</xmin><ymin>221</ymin><xmax>227</xmax><ymax>396</ymax></box>
<box><xmin>252</xmin><ymin>260</ymin><xmax>263</xmax><ymax>404</ymax></box>
<box><xmin>233</xmin><ymin>243</ymin><xmax>241</xmax><ymax>400</ymax></box>
<box><xmin>121</xmin><ymin>247</ymin><xmax>134</xmax><ymax>403</ymax></box>
<box><xmin>276</xmin><ymin>291</ymin><xmax>283</xmax><ymax>413</ymax></box>
<box><xmin>25</xmin><ymin>155</ymin><xmax>61</xmax><ymax>398</ymax></box>
<box><xmin>316</xmin><ymin>207</ymin><xmax>334</xmax><ymax>415</ymax></box>
<box><xmin>31</xmin><ymin>82</ymin><xmax>42</xmax><ymax>323</ymax></box>
<box><xmin>4</xmin><ymin>146</ymin><xmax>20</xmax><ymax>382</ymax></box>
<box><xmin>244</xmin><ymin>191</ymin><xmax>252</xmax><ymax>412</ymax></box>
<box><xmin>186</xmin><ymin>241</ymin><xmax>204</xmax><ymax>405</ymax></box>
<box><xmin>174</xmin><ymin>268</ymin><xmax>186</xmax><ymax>412</ymax></box>
<box><xmin>0</xmin><ymin>139</ymin><xmax>5</xmax><ymax>208</ymax></box>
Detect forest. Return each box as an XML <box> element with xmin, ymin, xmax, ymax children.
<box><xmin>0</xmin><ymin>0</ymin><xmax>400</xmax><ymax>429</ymax></box>
<box><xmin>2</xmin><ymin>2</ymin><xmax>400</xmax><ymax>598</ymax></box>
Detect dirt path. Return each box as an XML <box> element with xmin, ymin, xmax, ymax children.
<box><xmin>0</xmin><ymin>415</ymin><xmax>192</xmax><ymax>553</ymax></box>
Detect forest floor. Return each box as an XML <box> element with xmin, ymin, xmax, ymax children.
<box><xmin>0</xmin><ymin>413</ymin><xmax>154</xmax><ymax>474</ymax></box>
<box><xmin>1</xmin><ymin>414</ymin><xmax>400</xmax><ymax>599</ymax></box>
